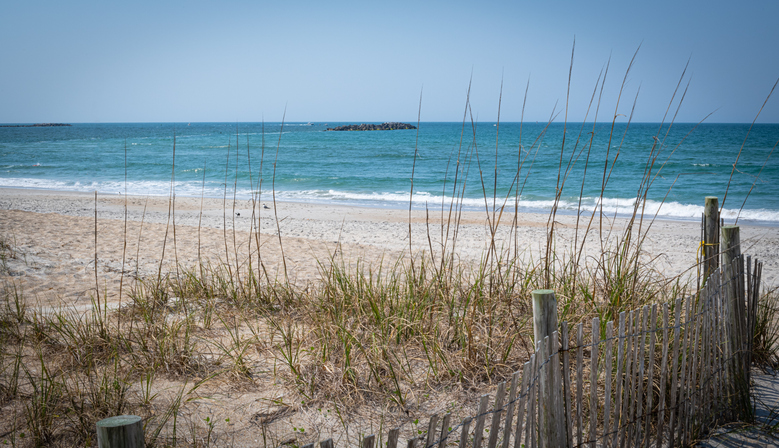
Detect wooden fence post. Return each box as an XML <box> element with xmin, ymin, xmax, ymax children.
<box><xmin>96</xmin><ymin>415</ymin><xmax>144</xmax><ymax>448</ymax></box>
<box><xmin>721</xmin><ymin>225</ymin><xmax>740</xmax><ymax>276</ymax></box>
<box><xmin>532</xmin><ymin>290</ymin><xmax>558</xmax><ymax>346</ymax></box>
<box><xmin>722</xmin><ymin>225</ymin><xmax>743</xmax><ymax>349</ymax></box>
<box><xmin>531</xmin><ymin>290</ymin><xmax>565</xmax><ymax>447</ymax></box>
<box><xmin>721</xmin><ymin>225</ymin><xmax>749</xmax><ymax>413</ymax></box>
<box><xmin>703</xmin><ymin>196</ymin><xmax>719</xmax><ymax>283</ymax></box>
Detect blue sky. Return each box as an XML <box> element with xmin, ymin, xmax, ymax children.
<box><xmin>1</xmin><ymin>0</ymin><xmax>778</xmax><ymax>123</ymax></box>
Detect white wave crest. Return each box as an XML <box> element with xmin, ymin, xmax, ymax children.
<box><xmin>1</xmin><ymin>177</ymin><xmax>778</xmax><ymax>224</ymax></box>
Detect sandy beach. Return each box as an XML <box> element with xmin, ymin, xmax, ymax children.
<box><xmin>2</xmin><ymin>187</ymin><xmax>779</xmax><ymax>446</ymax></box>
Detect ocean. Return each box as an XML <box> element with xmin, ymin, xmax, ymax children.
<box><xmin>1</xmin><ymin>122</ymin><xmax>777</xmax><ymax>225</ymax></box>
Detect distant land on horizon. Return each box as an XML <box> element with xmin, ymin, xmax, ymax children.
<box><xmin>0</xmin><ymin>123</ymin><xmax>71</xmax><ymax>128</ymax></box>
<box><xmin>326</xmin><ymin>122</ymin><xmax>417</xmax><ymax>131</ymax></box>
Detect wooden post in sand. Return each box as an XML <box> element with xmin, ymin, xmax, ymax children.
<box><xmin>96</xmin><ymin>415</ymin><xmax>144</xmax><ymax>448</ymax></box>
<box><xmin>532</xmin><ymin>289</ymin><xmax>565</xmax><ymax>447</ymax></box>
<box><xmin>722</xmin><ymin>225</ymin><xmax>743</xmax><ymax>319</ymax></box>
<box><xmin>533</xmin><ymin>289</ymin><xmax>559</xmax><ymax>353</ymax></box>
<box><xmin>703</xmin><ymin>197</ymin><xmax>720</xmax><ymax>283</ymax></box>
<box><xmin>721</xmin><ymin>225</ymin><xmax>748</xmax><ymax>407</ymax></box>
<box><xmin>721</xmin><ymin>225</ymin><xmax>741</xmax><ymax>277</ymax></box>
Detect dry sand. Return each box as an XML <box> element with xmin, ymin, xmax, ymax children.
<box><xmin>1</xmin><ymin>187</ymin><xmax>778</xmax><ymax>446</ymax></box>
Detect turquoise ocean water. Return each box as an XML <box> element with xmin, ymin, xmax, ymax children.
<box><xmin>1</xmin><ymin>122</ymin><xmax>777</xmax><ymax>225</ymax></box>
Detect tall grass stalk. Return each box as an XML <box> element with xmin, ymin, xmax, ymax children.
<box><xmin>232</xmin><ymin>126</ymin><xmax>241</xmax><ymax>288</ymax></box>
<box><xmin>737</xmin><ymin>137</ymin><xmax>778</xmax><ymax>223</ymax></box>
<box><xmin>94</xmin><ymin>191</ymin><xmax>101</xmax><ymax>326</ymax></box>
<box><xmin>172</xmin><ymin>131</ymin><xmax>180</xmax><ymax>279</ymax></box>
<box><xmin>408</xmin><ymin>89</ymin><xmax>423</xmax><ymax>274</ymax></box>
<box><xmin>158</xmin><ymin>133</ymin><xmax>177</xmax><ymax>283</ymax></box>
<box><xmin>273</xmin><ymin>109</ymin><xmax>290</xmax><ymax>283</ymax></box>
<box><xmin>221</xmin><ymin>135</ymin><xmax>235</xmax><ymax>288</ymax></box>
<box><xmin>119</xmin><ymin>139</ymin><xmax>128</xmax><ymax>331</ymax></box>
<box><xmin>722</xmin><ymin>78</ymin><xmax>779</xmax><ymax>213</ymax></box>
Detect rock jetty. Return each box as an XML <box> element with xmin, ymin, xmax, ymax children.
<box><xmin>0</xmin><ymin>123</ymin><xmax>72</xmax><ymax>128</ymax></box>
<box><xmin>326</xmin><ymin>122</ymin><xmax>416</xmax><ymax>131</ymax></box>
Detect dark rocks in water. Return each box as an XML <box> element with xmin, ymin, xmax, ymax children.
<box><xmin>0</xmin><ymin>123</ymin><xmax>72</xmax><ymax>128</ymax></box>
<box><xmin>326</xmin><ymin>122</ymin><xmax>416</xmax><ymax>131</ymax></box>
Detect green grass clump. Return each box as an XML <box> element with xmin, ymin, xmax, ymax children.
<box><xmin>0</xmin><ymin>234</ymin><xmax>18</xmax><ymax>275</ymax></box>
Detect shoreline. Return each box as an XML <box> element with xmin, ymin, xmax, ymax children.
<box><xmin>3</xmin><ymin>185</ymin><xmax>779</xmax><ymax>228</ymax></box>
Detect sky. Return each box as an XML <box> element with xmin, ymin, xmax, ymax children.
<box><xmin>1</xmin><ymin>0</ymin><xmax>778</xmax><ymax>124</ymax></box>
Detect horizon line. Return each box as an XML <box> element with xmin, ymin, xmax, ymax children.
<box><xmin>3</xmin><ymin>120</ymin><xmax>778</xmax><ymax>125</ymax></box>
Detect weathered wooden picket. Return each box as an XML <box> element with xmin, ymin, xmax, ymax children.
<box><xmin>97</xmin><ymin>210</ymin><xmax>764</xmax><ymax>448</ymax></box>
